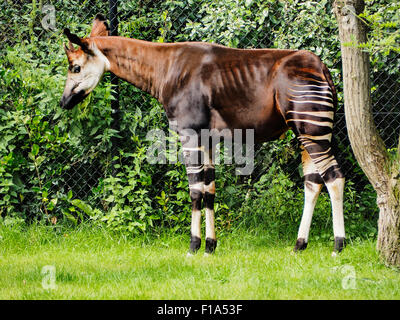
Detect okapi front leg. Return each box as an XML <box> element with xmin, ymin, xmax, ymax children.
<box><xmin>182</xmin><ymin>139</ymin><xmax>205</xmax><ymax>255</ymax></box>
<box><xmin>204</xmin><ymin>154</ymin><xmax>217</xmax><ymax>254</ymax></box>
<box><xmin>187</xmin><ymin>164</ymin><xmax>204</xmax><ymax>254</ymax></box>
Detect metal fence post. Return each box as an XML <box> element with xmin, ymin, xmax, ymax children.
<box><xmin>109</xmin><ymin>0</ymin><xmax>120</xmax><ymax>182</ymax></box>
<box><xmin>109</xmin><ymin>0</ymin><xmax>119</xmax><ymax>156</ymax></box>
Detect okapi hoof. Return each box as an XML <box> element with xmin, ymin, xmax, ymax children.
<box><xmin>189</xmin><ymin>235</ymin><xmax>201</xmax><ymax>254</ymax></box>
<box><xmin>293</xmin><ymin>238</ymin><xmax>308</xmax><ymax>252</ymax></box>
<box><xmin>334</xmin><ymin>237</ymin><xmax>345</xmax><ymax>253</ymax></box>
<box><xmin>205</xmin><ymin>238</ymin><xmax>217</xmax><ymax>254</ymax></box>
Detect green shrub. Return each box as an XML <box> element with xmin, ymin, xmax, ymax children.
<box><xmin>0</xmin><ymin>0</ymin><xmax>389</xmax><ymax>240</ymax></box>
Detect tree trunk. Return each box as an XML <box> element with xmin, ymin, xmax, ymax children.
<box><xmin>377</xmin><ymin>192</ymin><xmax>400</xmax><ymax>266</ymax></box>
<box><xmin>334</xmin><ymin>0</ymin><xmax>400</xmax><ymax>266</ymax></box>
<box><xmin>377</xmin><ymin>166</ymin><xmax>400</xmax><ymax>266</ymax></box>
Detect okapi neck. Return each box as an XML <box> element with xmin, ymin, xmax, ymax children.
<box><xmin>93</xmin><ymin>36</ymin><xmax>167</xmax><ymax>100</ymax></box>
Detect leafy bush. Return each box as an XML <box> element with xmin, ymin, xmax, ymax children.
<box><xmin>1</xmin><ymin>0</ymin><xmax>392</xmax><ymax>241</ymax></box>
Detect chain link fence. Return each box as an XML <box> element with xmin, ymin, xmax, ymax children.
<box><xmin>0</xmin><ymin>0</ymin><xmax>399</xmax><ymax>228</ymax></box>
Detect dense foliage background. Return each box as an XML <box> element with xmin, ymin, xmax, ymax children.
<box><xmin>0</xmin><ymin>0</ymin><xmax>398</xmax><ymax>242</ymax></box>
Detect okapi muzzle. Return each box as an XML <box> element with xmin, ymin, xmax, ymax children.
<box><xmin>60</xmin><ymin>89</ymin><xmax>89</xmax><ymax>109</ymax></box>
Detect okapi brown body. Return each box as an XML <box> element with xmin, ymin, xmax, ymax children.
<box><xmin>61</xmin><ymin>14</ymin><xmax>345</xmax><ymax>255</ymax></box>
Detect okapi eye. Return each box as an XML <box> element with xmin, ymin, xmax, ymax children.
<box><xmin>72</xmin><ymin>65</ymin><xmax>81</xmax><ymax>73</ymax></box>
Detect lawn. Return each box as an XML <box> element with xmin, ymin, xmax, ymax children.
<box><xmin>0</xmin><ymin>223</ymin><xmax>399</xmax><ymax>300</ymax></box>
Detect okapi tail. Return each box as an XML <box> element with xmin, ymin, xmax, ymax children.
<box><xmin>322</xmin><ymin>64</ymin><xmax>338</xmax><ymax>112</ymax></box>
<box><xmin>321</xmin><ymin>63</ymin><xmax>342</xmax><ymax>168</ymax></box>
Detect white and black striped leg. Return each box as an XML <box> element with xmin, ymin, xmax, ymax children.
<box><xmin>189</xmin><ymin>186</ymin><xmax>203</xmax><ymax>254</ymax></box>
<box><xmin>294</xmin><ymin>149</ymin><xmax>323</xmax><ymax>252</ymax></box>
<box><xmin>288</xmin><ymin>78</ymin><xmax>345</xmax><ymax>253</ymax></box>
<box><xmin>204</xmin><ymin>159</ymin><xmax>217</xmax><ymax>254</ymax></box>
<box><xmin>326</xmin><ymin>177</ymin><xmax>345</xmax><ymax>253</ymax></box>
<box><xmin>182</xmin><ymin>142</ymin><xmax>205</xmax><ymax>254</ymax></box>
<box><xmin>300</xmin><ymin>139</ymin><xmax>345</xmax><ymax>253</ymax></box>
<box><xmin>308</xmin><ymin>146</ymin><xmax>345</xmax><ymax>253</ymax></box>
<box><xmin>187</xmin><ymin>165</ymin><xmax>204</xmax><ymax>254</ymax></box>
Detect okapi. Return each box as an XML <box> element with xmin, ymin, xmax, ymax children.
<box><xmin>60</xmin><ymin>14</ymin><xmax>345</xmax><ymax>255</ymax></box>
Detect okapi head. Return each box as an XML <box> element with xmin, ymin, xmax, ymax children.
<box><xmin>60</xmin><ymin>14</ymin><xmax>110</xmax><ymax>109</ymax></box>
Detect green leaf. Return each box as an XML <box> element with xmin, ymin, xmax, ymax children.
<box><xmin>71</xmin><ymin>199</ymin><xmax>94</xmax><ymax>216</ymax></box>
<box><xmin>31</xmin><ymin>144</ymin><xmax>39</xmax><ymax>156</ymax></box>
<box><xmin>62</xmin><ymin>210</ymin><xmax>77</xmax><ymax>226</ymax></box>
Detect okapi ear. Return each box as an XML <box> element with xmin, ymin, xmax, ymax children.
<box><xmin>63</xmin><ymin>28</ymin><xmax>94</xmax><ymax>55</ymax></box>
<box><xmin>90</xmin><ymin>13</ymin><xmax>110</xmax><ymax>37</ymax></box>
<box><xmin>63</xmin><ymin>40</ymin><xmax>75</xmax><ymax>53</ymax></box>
<box><xmin>63</xmin><ymin>28</ymin><xmax>82</xmax><ymax>46</ymax></box>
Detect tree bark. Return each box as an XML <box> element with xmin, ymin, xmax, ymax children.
<box><xmin>378</xmin><ymin>151</ymin><xmax>400</xmax><ymax>265</ymax></box>
<box><xmin>377</xmin><ymin>186</ymin><xmax>400</xmax><ymax>265</ymax></box>
<box><xmin>334</xmin><ymin>0</ymin><xmax>400</xmax><ymax>266</ymax></box>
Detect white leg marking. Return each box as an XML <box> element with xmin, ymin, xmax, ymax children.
<box><xmin>191</xmin><ymin>209</ymin><xmax>202</xmax><ymax>239</ymax></box>
<box><xmin>182</xmin><ymin>146</ymin><xmax>205</xmax><ymax>152</ymax></box>
<box><xmin>289</xmin><ymin>88</ymin><xmax>333</xmax><ymax>95</ymax></box>
<box><xmin>289</xmin><ymin>94</ymin><xmax>333</xmax><ymax>101</ymax></box>
<box><xmin>186</xmin><ymin>165</ymin><xmax>204</xmax><ymax>174</ymax></box>
<box><xmin>288</xmin><ymin>99</ymin><xmax>334</xmax><ymax>107</ymax></box>
<box><xmin>293</xmin><ymin>79</ymin><xmax>330</xmax><ymax>88</ymax></box>
<box><xmin>189</xmin><ymin>182</ymin><xmax>204</xmax><ymax>192</ymax></box>
<box><xmin>286</xmin><ymin>110</ymin><xmax>334</xmax><ymax>118</ymax></box>
<box><xmin>298</xmin><ymin>133</ymin><xmax>332</xmax><ymax>141</ymax></box>
<box><xmin>205</xmin><ymin>208</ymin><xmax>216</xmax><ymax>240</ymax></box>
<box><xmin>287</xmin><ymin>118</ymin><xmax>333</xmax><ymax>128</ymax></box>
<box><xmin>298</xmin><ymin>182</ymin><xmax>322</xmax><ymax>241</ymax></box>
<box><xmin>326</xmin><ymin>178</ymin><xmax>345</xmax><ymax>238</ymax></box>
<box><xmin>203</xmin><ymin>149</ymin><xmax>216</xmax><ymax>241</ymax></box>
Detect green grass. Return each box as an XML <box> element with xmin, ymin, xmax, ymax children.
<box><xmin>0</xmin><ymin>223</ymin><xmax>399</xmax><ymax>300</ymax></box>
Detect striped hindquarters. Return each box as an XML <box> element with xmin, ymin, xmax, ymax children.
<box><xmin>285</xmin><ymin>74</ymin><xmax>343</xmax><ymax>183</ymax></box>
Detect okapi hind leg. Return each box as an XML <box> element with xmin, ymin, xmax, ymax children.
<box><xmin>294</xmin><ymin>148</ymin><xmax>323</xmax><ymax>252</ymax></box>
<box><xmin>285</xmin><ymin>76</ymin><xmax>345</xmax><ymax>254</ymax></box>
<box><xmin>326</xmin><ymin>177</ymin><xmax>345</xmax><ymax>254</ymax></box>
<box><xmin>298</xmin><ymin>138</ymin><xmax>346</xmax><ymax>254</ymax></box>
